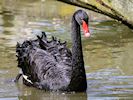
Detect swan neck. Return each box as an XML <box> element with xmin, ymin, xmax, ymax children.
<box><xmin>71</xmin><ymin>16</ymin><xmax>84</xmax><ymax>68</ymax></box>
<box><xmin>68</xmin><ymin>15</ymin><xmax>87</xmax><ymax>91</ymax></box>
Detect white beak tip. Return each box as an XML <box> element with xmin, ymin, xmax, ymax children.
<box><xmin>84</xmin><ymin>32</ymin><xmax>90</xmax><ymax>37</ymax></box>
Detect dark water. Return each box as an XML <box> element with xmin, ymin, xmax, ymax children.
<box><xmin>0</xmin><ymin>0</ymin><xmax>133</xmax><ymax>100</ymax></box>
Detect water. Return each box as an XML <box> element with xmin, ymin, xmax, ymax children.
<box><xmin>0</xmin><ymin>0</ymin><xmax>133</xmax><ymax>100</ymax></box>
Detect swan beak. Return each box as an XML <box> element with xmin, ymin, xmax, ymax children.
<box><xmin>82</xmin><ymin>20</ymin><xmax>90</xmax><ymax>38</ymax></box>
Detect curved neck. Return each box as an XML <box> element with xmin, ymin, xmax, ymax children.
<box><xmin>71</xmin><ymin>16</ymin><xmax>84</xmax><ymax>69</ymax></box>
<box><xmin>69</xmin><ymin>15</ymin><xmax>87</xmax><ymax>92</ymax></box>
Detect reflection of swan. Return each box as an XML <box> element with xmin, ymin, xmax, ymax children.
<box><xmin>18</xmin><ymin>88</ymin><xmax>87</xmax><ymax>100</ymax></box>
<box><xmin>15</xmin><ymin>10</ymin><xmax>90</xmax><ymax>92</ymax></box>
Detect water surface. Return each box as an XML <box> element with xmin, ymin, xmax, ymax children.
<box><xmin>0</xmin><ymin>0</ymin><xmax>133</xmax><ymax>100</ymax></box>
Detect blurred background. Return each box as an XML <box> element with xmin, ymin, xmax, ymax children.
<box><xmin>0</xmin><ymin>0</ymin><xmax>133</xmax><ymax>100</ymax></box>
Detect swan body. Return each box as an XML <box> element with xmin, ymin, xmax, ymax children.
<box><xmin>15</xmin><ymin>10</ymin><xmax>90</xmax><ymax>92</ymax></box>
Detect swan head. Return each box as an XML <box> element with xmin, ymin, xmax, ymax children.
<box><xmin>74</xmin><ymin>10</ymin><xmax>90</xmax><ymax>38</ymax></box>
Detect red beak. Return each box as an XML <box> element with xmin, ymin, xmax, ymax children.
<box><xmin>82</xmin><ymin>20</ymin><xmax>90</xmax><ymax>37</ymax></box>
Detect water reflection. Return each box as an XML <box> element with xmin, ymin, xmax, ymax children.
<box><xmin>18</xmin><ymin>88</ymin><xmax>87</xmax><ymax>100</ymax></box>
<box><xmin>0</xmin><ymin>0</ymin><xmax>133</xmax><ymax>100</ymax></box>
<box><xmin>87</xmin><ymin>68</ymin><xmax>133</xmax><ymax>99</ymax></box>
<box><xmin>84</xmin><ymin>21</ymin><xmax>133</xmax><ymax>75</ymax></box>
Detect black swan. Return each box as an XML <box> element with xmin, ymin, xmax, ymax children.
<box><xmin>15</xmin><ymin>10</ymin><xmax>90</xmax><ymax>92</ymax></box>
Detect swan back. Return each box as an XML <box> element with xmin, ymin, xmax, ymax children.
<box><xmin>16</xmin><ymin>32</ymin><xmax>72</xmax><ymax>90</ymax></box>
